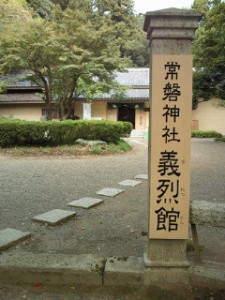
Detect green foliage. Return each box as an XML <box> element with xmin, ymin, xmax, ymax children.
<box><xmin>0</xmin><ymin>1</ymin><xmax>129</xmax><ymax>120</ymax></box>
<box><xmin>0</xmin><ymin>0</ymin><xmax>32</xmax><ymax>45</ymax></box>
<box><xmin>214</xmin><ymin>137</ymin><xmax>225</xmax><ymax>142</ymax></box>
<box><xmin>0</xmin><ymin>81</ymin><xmax>6</xmax><ymax>93</ymax></box>
<box><xmin>216</xmin><ymin>99</ymin><xmax>225</xmax><ymax>108</ymax></box>
<box><xmin>0</xmin><ymin>0</ymin><xmax>148</xmax><ymax>121</ymax></box>
<box><xmin>91</xmin><ymin>139</ymin><xmax>132</xmax><ymax>155</ymax></box>
<box><xmin>51</xmin><ymin>0</ymin><xmax>69</xmax><ymax>10</ymax></box>
<box><xmin>27</xmin><ymin>0</ymin><xmax>55</xmax><ymax>18</ymax></box>
<box><xmin>192</xmin><ymin>69</ymin><xmax>213</xmax><ymax>109</ymax></box>
<box><xmin>0</xmin><ymin>120</ymin><xmax>132</xmax><ymax>147</ymax></box>
<box><xmin>192</xmin><ymin>0</ymin><xmax>213</xmax><ymax>15</ymax></box>
<box><xmin>124</xmin><ymin>14</ymin><xmax>149</xmax><ymax>67</ymax></box>
<box><xmin>193</xmin><ymin>0</ymin><xmax>225</xmax><ymax>106</ymax></box>
<box><xmin>93</xmin><ymin>0</ymin><xmax>148</xmax><ymax>67</ymax></box>
<box><xmin>91</xmin><ymin>145</ymin><xmax>102</xmax><ymax>155</ymax></box>
<box><xmin>191</xmin><ymin>130</ymin><xmax>222</xmax><ymax>138</ymax></box>
<box><xmin>113</xmin><ymin>139</ymin><xmax>132</xmax><ymax>152</ymax></box>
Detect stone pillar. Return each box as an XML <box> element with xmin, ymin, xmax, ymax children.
<box><xmin>143</xmin><ymin>8</ymin><xmax>201</xmax><ymax>274</ymax></box>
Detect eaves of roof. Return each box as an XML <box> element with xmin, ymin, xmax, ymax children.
<box><xmin>1</xmin><ymin>68</ymin><xmax>150</xmax><ymax>89</ymax></box>
<box><xmin>0</xmin><ymin>93</ymin><xmax>44</xmax><ymax>104</ymax></box>
<box><xmin>0</xmin><ymin>68</ymin><xmax>150</xmax><ymax>103</ymax></box>
<box><xmin>0</xmin><ymin>89</ymin><xmax>150</xmax><ymax>104</ymax></box>
<box><xmin>96</xmin><ymin>88</ymin><xmax>149</xmax><ymax>101</ymax></box>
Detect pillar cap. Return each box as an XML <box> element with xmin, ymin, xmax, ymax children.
<box><xmin>144</xmin><ymin>8</ymin><xmax>202</xmax><ymax>42</ymax></box>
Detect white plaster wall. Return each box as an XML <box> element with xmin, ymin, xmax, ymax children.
<box><xmin>192</xmin><ymin>99</ymin><xmax>225</xmax><ymax>135</ymax></box>
<box><xmin>0</xmin><ymin>105</ymin><xmax>43</xmax><ymax>121</ymax></box>
<box><xmin>135</xmin><ymin>109</ymin><xmax>146</xmax><ymax>130</ymax></box>
<box><xmin>92</xmin><ymin>101</ymin><xmax>107</xmax><ymax>120</ymax></box>
<box><xmin>74</xmin><ymin>101</ymin><xmax>107</xmax><ymax>120</ymax></box>
<box><xmin>107</xmin><ymin>108</ymin><xmax>117</xmax><ymax>121</ymax></box>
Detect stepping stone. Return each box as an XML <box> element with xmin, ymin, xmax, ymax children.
<box><xmin>68</xmin><ymin>197</ymin><xmax>103</xmax><ymax>209</ymax></box>
<box><xmin>134</xmin><ymin>174</ymin><xmax>148</xmax><ymax>180</ymax></box>
<box><xmin>96</xmin><ymin>188</ymin><xmax>124</xmax><ymax>197</ymax></box>
<box><xmin>33</xmin><ymin>209</ymin><xmax>76</xmax><ymax>226</ymax></box>
<box><xmin>0</xmin><ymin>228</ymin><xmax>31</xmax><ymax>251</ymax></box>
<box><xmin>119</xmin><ymin>179</ymin><xmax>142</xmax><ymax>187</ymax></box>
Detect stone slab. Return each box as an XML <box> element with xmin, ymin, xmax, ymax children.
<box><xmin>0</xmin><ymin>253</ymin><xmax>225</xmax><ymax>288</ymax></box>
<box><xmin>104</xmin><ymin>256</ymin><xmax>144</xmax><ymax>285</ymax></box>
<box><xmin>0</xmin><ymin>253</ymin><xmax>105</xmax><ymax>285</ymax></box>
<box><xmin>96</xmin><ymin>188</ymin><xmax>124</xmax><ymax>197</ymax></box>
<box><xmin>0</xmin><ymin>228</ymin><xmax>31</xmax><ymax>251</ymax></box>
<box><xmin>192</xmin><ymin>264</ymin><xmax>225</xmax><ymax>288</ymax></box>
<box><xmin>190</xmin><ymin>200</ymin><xmax>225</xmax><ymax>228</ymax></box>
<box><xmin>144</xmin><ymin>268</ymin><xmax>190</xmax><ymax>287</ymax></box>
<box><xmin>68</xmin><ymin>197</ymin><xmax>103</xmax><ymax>209</ymax></box>
<box><xmin>76</xmin><ymin>139</ymin><xmax>107</xmax><ymax>146</ymax></box>
<box><xmin>119</xmin><ymin>179</ymin><xmax>142</xmax><ymax>187</ymax></box>
<box><xmin>134</xmin><ymin>174</ymin><xmax>148</xmax><ymax>180</ymax></box>
<box><xmin>32</xmin><ymin>209</ymin><xmax>76</xmax><ymax>226</ymax></box>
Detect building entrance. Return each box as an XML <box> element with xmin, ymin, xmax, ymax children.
<box><xmin>118</xmin><ymin>105</ymin><xmax>135</xmax><ymax>128</ymax></box>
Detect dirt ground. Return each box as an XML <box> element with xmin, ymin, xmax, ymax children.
<box><xmin>0</xmin><ymin>138</ymin><xmax>224</xmax><ymax>261</ymax></box>
<box><xmin>0</xmin><ymin>283</ymin><xmax>225</xmax><ymax>300</ymax></box>
<box><xmin>0</xmin><ymin>138</ymin><xmax>148</xmax><ymax>258</ymax></box>
<box><xmin>0</xmin><ymin>138</ymin><xmax>225</xmax><ymax>299</ymax></box>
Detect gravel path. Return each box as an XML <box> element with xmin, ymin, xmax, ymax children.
<box><xmin>0</xmin><ymin>138</ymin><xmax>224</xmax><ymax>263</ymax></box>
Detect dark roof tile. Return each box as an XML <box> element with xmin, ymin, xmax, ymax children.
<box><xmin>0</xmin><ymin>93</ymin><xmax>44</xmax><ymax>104</ymax></box>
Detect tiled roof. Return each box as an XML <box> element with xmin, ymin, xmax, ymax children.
<box><xmin>1</xmin><ymin>71</ymin><xmax>39</xmax><ymax>89</ymax></box>
<box><xmin>1</xmin><ymin>68</ymin><xmax>149</xmax><ymax>89</ymax></box>
<box><xmin>0</xmin><ymin>93</ymin><xmax>44</xmax><ymax>104</ymax></box>
<box><xmin>115</xmin><ymin>68</ymin><xmax>149</xmax><ymax>86</ymax></box>
<box><xmin>100</xmin><ymin>88</ymin><xmax>149</xmax><ymax>100</ymax></box>
<box><xmin>124</xmin><ymin>88</ymin><xmax>149</xmax><ymax>99</ymax></box>
<box><xmin>101</xmin><ymin>68</ymin><xmax>149</xmax><ymax>100</ymax></box>
<box><xmin>0</xmin><ymin>68</ymin><xmax>150</xmax><ymax>103</ymax></box>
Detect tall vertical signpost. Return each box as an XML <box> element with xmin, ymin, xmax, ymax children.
<box><xmin>143</xmin><ymin>9</ymin><xmax>201</xmax><ymax>273</ymax></box>
<box><xmin>150</xmin><ymin>55</ymin><xmax>192</xmax><ymax>240</ymax></box>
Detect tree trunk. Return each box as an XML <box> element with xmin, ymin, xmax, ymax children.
<box><xmin>60</xmin><ymin>98</ymin><xmax>75</xmax><ymax>120</ymax></box>
<box><xmin>40</xmin><ymin>74</ymin><xmax>53</xmax><ymax>120</ymax></box>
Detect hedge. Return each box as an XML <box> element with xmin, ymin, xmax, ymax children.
<box><xmin>191</xmin><ymin>130</ymin><xmax>223</xmax><ymax>138</ymax></box>
<box><xmin>0</xmin><ymin>119</ymin><xmax>132</xmax><ymax>147</ymax></box>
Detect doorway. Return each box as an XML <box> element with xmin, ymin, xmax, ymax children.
<box><xmin>118</xmin><ymin>105</ymin><xmax>135</xmax><ymax>128</ymax></box>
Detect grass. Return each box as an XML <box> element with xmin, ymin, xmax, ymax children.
<box><xmin>91</xmin><ymin>145</ymin><xmax>102</xmax><ymax>155</ymax></box>
<box><xmin>191</xmin><ymin>130</ymin><xmax>223</xmax><ymax>138</ymax></box>
<box><xmin>0</xmin><ymin>139</ymin><xmax>132</xmax><ymax>157</ymax></box>
<box><xmin>191</xmin><ymin>130</ymin><xmax>225</xmax><ymax>142</ymax></box>
<box><xmin>215</xmin><ymin>137</ymin><xmax>225</xmax><ymax>142</ymax></box>
<box><xmin>91</xmin><ymin>140</ymin><xmax>132</xmax><ymax>155</ymax></box>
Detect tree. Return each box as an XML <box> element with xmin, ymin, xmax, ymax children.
<box><xmin>1</xmin><ymin>18</ymin><xmax>64</xmax><ymax>119</ymax></box>
<box><xmin>0</xmin><ymin>0</ymin><xmax>148</xmax><ymax>119</ymax></box>
<box><xmin>0</xmin><ymin>0</ymin><xmax>33</xmax><ymax>97</ymax></box>
<box><xmin>52</xmin><ymin>2</ymin><xmax>127</xmax><ymax>118</ymax></box>
<box><xmin>93</xmin><ymin>0</ymin><xmax>149</xmax><ymax>66</ymax></box>
<box><xmin>0</xmin><ymin>0</ymin><xmax>32</xmax><ymax>42</ymax></box>
<box><xmin>51</xmin><ymin>0</ymin><xmax>70</xmax><ymax>10</ymax></box>
<box><xmin>96</xmin><ymin>0</ymin><xmax>135</xmax><ymax>57</ymax></box>
<box><xmin>192</xmin><ymin>0</ymin><xmax>225</xmax><ymax>107</ymax></box>
<box><xmin>125</xmin><ymin>14</ymin><xmax>149</xmax><ymax>67</ymax></box>
<box><xmin>0</xmin><ymin>1</ymin><xmax>127</xmax><ymax>119</ymax></box>
<box><xmin>26</xmin><ymin>0</ymin><xmax>55</xmax><ymax>18</ymax></box>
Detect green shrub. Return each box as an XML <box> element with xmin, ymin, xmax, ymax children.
<box><xmin>106</xmin><ymin>143</ymin><xmax>118</xmax><ymax>153</ymax></box>
<box><xmin>191</xmin><ymin>130</ymin><xmax>222</xmax><ymax>138</ymax></box>
<box><xmin>113</xmin><ymin>140</ymin><xmax>132</xmax><ymax>152</ymax></box>
<box><xmin>0</xmin><ymin>120</ymin><xmax>132</xmax><ymax>147</ymax></box>
<box><xmin>92</xmin><ymin>140</ymin><xmax>132</xmax><ymax>155</ymax></box>
<box><xmin>91</xmin><ymin>145</ymin><xmax>102</xmax><ymax>155</ymax></box>
<box><xmin>215</xmin><ymin>137</ymin><xmax>225</xmax><ymax>142</ymax></box>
